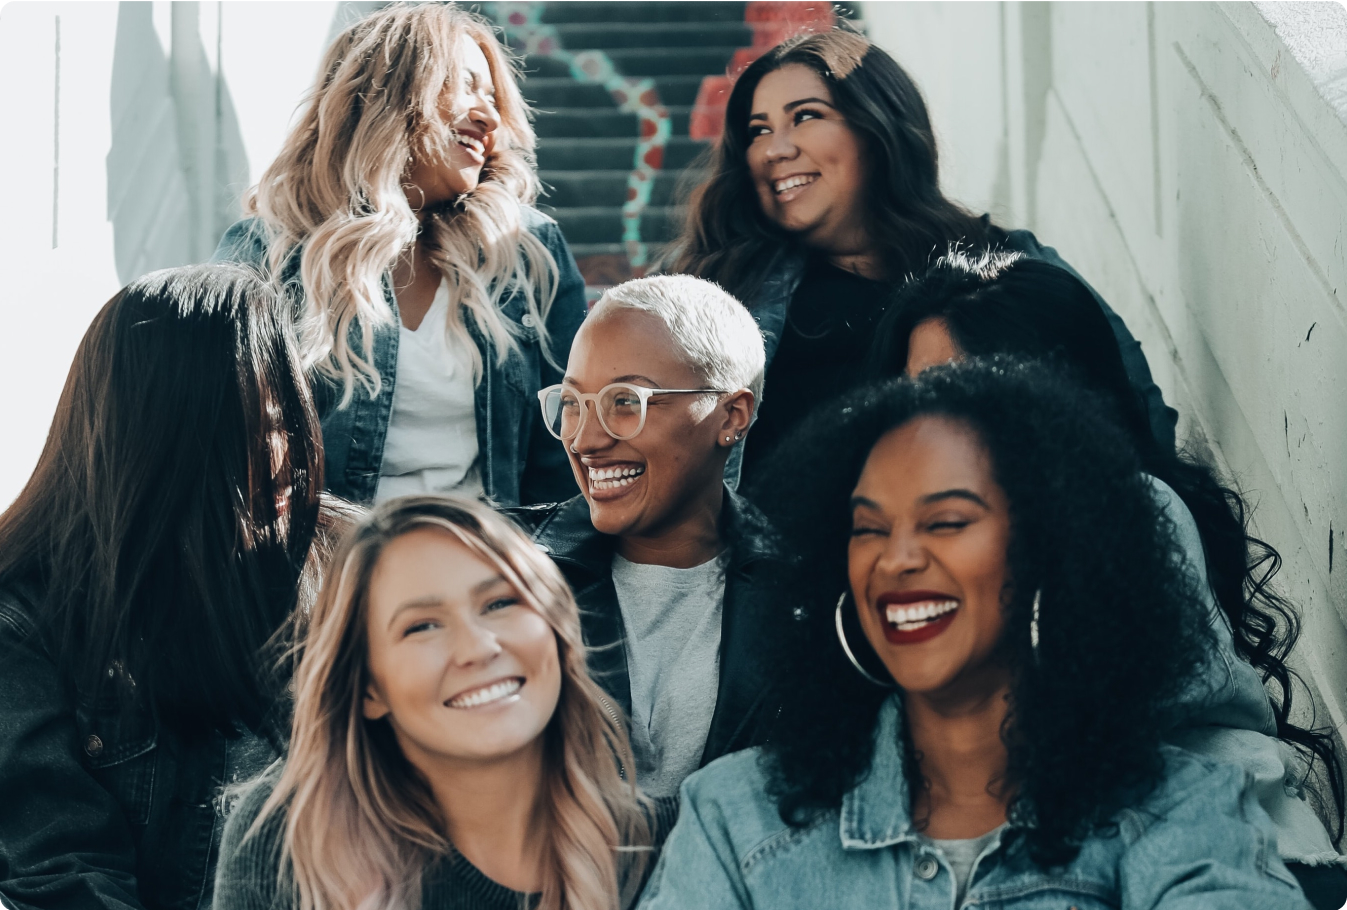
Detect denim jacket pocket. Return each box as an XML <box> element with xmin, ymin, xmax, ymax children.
<box><xmin>75</xmin><ymin>691</ymin><xmax>158</xmax><ymax>826</ymax></box>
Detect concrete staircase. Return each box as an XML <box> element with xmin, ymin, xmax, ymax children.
<box><xmin>485</xmin><ymin>1</ymin><xmax>855</xmax><ymax>294</ymax></box>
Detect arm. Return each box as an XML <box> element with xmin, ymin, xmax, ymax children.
<box><xmin>636</xmin><ymin>787</ymin><xmax>752</xmax><ymax>910</ymax></box>
<box><xmin>0</xmin><ymin>599</ymin><xmax>145</xmax><ymax>910</ymax></box>
<box><xmin>519</xmin><ymin>219</ymin><xmax>587</xmax><ymax>506</ymax></box>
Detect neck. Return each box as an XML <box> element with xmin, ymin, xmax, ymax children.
<box><xmin>412</xmin><ymin>738</ymin><xmax>548</xmax><ymax>893</ymax></box>
<box><xmin>827</xmin><ymin>250</ymin><xmax>886</xmax><ymax>280</ymax></box>
<box><xmin>617</xmin><ymin>479</ymin><xmax>725</xmax><ymax>568</ymax></box>
<box><xmin>903</xmin><ymin>666</ymin><xmax>1013</xmax><ymax>839</ymax></box>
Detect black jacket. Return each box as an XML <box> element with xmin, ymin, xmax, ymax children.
<box><xmin>506</xmin><ymin>490</ymin><xmax>779</xmax><ymax>767</ymax></box>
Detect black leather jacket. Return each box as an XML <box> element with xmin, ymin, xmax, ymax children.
<box><xmin>506</xmin><ymin>489</ymin><xmax>780</xmax><ymax>767</ymax></box>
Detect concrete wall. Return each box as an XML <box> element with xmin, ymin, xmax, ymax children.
<box><xmin>864</xmin><ymin>0</ymin><xmax>1347</xmax><ymax>760</ymax></box>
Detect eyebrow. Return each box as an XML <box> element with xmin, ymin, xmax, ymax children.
<box><xmin>561</xmin><ymin>374</ymin><xmax>661</xmax><ymax>387</ymax></box>
<box><xmin>748</xmin><ymin>97</ymin><xmax>837</xmax><ymax>120</ymax></box>
<box><xmin>850</xmin><ymin>489</ymin><xmax>991</xmax><ymax>511</ymax></box>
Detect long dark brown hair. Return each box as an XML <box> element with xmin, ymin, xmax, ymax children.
<box><xmin>672</xmin><ymin>29</ymin><xmax>992</xmax><ymax>301</ymax></box>
<box><xmin>0</xmin><ymin>264</ymin><xmax>324</xmax><ymax>736</ymax></box>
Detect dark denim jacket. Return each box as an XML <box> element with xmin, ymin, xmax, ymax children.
<box><xmin>729</xmin><ymin>226</ymin><xmax>1179</xmax><ymax>487</ymax></box>
<box><xmin>0</xmin><ymin>583</ymin><xmax>281</xmax><ymax>910</ymax></box>
<box><xmin>212</xmin><ymin>206</ymin><xmax>587</xmax><ymax>506</ymax></box>
<box><xmin>506</xmin><ymin>490</ymin><xmax>779</xmax><ymax>767</ymax></box>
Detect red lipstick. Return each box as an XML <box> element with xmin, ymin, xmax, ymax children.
<box><xmin>875</xmin><ymin>590</ymin><xmax>960</xmax><ymax>645</ymax></box>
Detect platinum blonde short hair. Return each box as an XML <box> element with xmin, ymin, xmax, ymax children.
<box><xmin>593</xmin><ymin>275</ymin><xmax>766</xmax><ymax>409</ymax></box>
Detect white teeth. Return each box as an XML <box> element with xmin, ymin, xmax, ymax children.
<box><xmin>447</xmin><ymin>678</ymin><xmax>522</xmax><ymax>709</ymax></box>
<box><xmin>884</xmin><ymin>600</ymin><xmax>959</xmax><ymax>629</ymax></box>
<box><xmin>774</xmin><ymin>174</ymin><xmax>817</xmax><ymax>194</ymax></box>
<box><xmin>587</xmin><ymin>465</ymin><xmax>645</xmax><ymax>490</ymax></box>
<box><xmin>456</xmin><ymin>136</ymin><xmax>485</xmax><ymax>155</ymax></box>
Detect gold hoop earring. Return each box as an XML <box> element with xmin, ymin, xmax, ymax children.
<box><xmin>403</xmin><ymin>183</ymin><xmax>426</xmax><ymax>211</ymax></box>
<box><xmin>835</xmin><ymin>592</ymin><xmax>894</xmax><ymax>688</ymax></box>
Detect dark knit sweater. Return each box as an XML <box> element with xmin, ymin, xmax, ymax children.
<box><xmin>213</xmin><ymin>764</ymin><xmax>675</xmax><ymax>910</ymax></box>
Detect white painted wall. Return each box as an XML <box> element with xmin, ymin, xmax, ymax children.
<box><xmin>864</xmin><ymin>0</ymin><xmax>1347</xmax><ymax>789</ymax></box>
<box><xmin>0</xmin><ymin>1</ymin><xmax>343</xmax><ymax>509</ymax></box>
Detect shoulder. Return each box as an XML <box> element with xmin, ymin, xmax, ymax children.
<box><xmin>500</xmin><ymin>500</ymin><xmax>565</xmax><ymax>537</ymax></box>
<box><xmin>676</xmin><ymin>748</ymin><xmax>798</xmax><ymax>846</ymax></box>
<box><xmin>519</xmin><ymin>205</ymin><xmax>564</xmax><ymax>247</ymax></box>
<box><xmin>0</xmin><ymin>580</ymin><xmax>42</xmax><ymax>645</ymax></box>
<box><xmin>213</xmin><ymin>217</ymin><xmax>273</xmax><ymax>267</ymax></box>
<box><xmin>216</xmin><ymin>762</ymin><xmax>290</xmax><ymax>904</ymax></box>
<box><xmin>1121</xmin><ymin>744</ymin><xmax>1261</xmax><ymax>841</ymax></box>
<box><xmin>1142</xmin><ymin>474</ymin><xmax>1204</xmax><ymax>559</ymax></box>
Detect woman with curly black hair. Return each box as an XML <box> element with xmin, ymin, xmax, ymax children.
<box><xmin>868</xmin><ymin>249</ymin><xmax>1345</xmax><ymax>905</ymax></box>
<box><xmin>637</xmin><ymin>360</ymin><xmax>1307</xmax><ymax>909</ymax></box>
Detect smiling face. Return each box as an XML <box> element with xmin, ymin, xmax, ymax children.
<box><xmin>405</xmin><ymin>32</ymin><xmax>501</xmax><ymax>208</ymax></box>
<box><xmin>562</xmin><ymin>308</ymin><xmax>741</xmax><ymax>541</ymax></box>
<box><xmin>361</xmin><ymin>526</ymin><xmax>561</xmax><ymax>770</ymax></box>
<box><xmin>848</xmin><ymin>416</ymin><xmax>1012</xmax><ymax>697</ymax></box>
<box><xmin>746</xmin><ymin>64</ymin><xmax>869</xmax><ymax>255</ymax></box>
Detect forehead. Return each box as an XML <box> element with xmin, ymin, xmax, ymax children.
<box><xmin>368</xmin><ymin>526</ymin><xmax>497</xmax><ymax>613</ymax></box>
<box><xmin>751</xmin><ymin>63</ymin><xmax>834</xmax><ymax>112</ymax></box>
<box><xmin>457</xmin><ymin>31</ymin><xmax>493</xmax><ymax>80</ymax></box>
<box><xmin>853</xmin><ymin>416</ymin><xmax>996</xmax><ymax>505</ymax></box>
<box><xmin>565</xmin><ymin>308</ymin><xmax>701</xmax><ymax>388</ymax></box>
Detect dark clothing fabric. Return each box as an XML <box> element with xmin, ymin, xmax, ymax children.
<box><xmin>0</xmin><ymin>582</ymin><xmax>281</xmax><ymax>910</ymax></box>
<box><xmin>1288</xmin><ymin>862</ymin><xmax>1347</xmax><ymax>910</ymax></box>
<box><xmin>742</xmin><ymin>255</ymin><xmax>890</xmax><ymax>480</ymax></box>
<box><xmin>504</xmin><ymin>490</ymin><xmax>779</xmax><ymax>768</ymax></box>
<box><xmin>731</xmin><ymin>222</ymin><xmax>1179</xmax><ymax>487</ymax></box>
<box><xmin>212</xmin><ymin>207</ymin><xmax>587</xmax><ymax>507</ymax></box>
<box><xmin>214</xmin><ymin>764</ymin><xmax>680</xmax><ymax>910</ymax></box>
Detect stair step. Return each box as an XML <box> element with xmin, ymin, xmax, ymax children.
<box><xmin>544</xmin><ymin>21</ymin><xmax>753</xmax><ymax>49</ymax></box>
<box><xmin>525</xmin><ymin>47</ymin><xmax>740</xmax><ymax>79</ymax></box>
<box><xmin>522</xmin><ymin>75</ymin><xmax>708</xmax><ymax>109</ymax></box>
<box><xmin>537</xmin><ymin>2</ymin><xmax>748</xmax><ymax>25</ymax></box>
<box><xmin>539</xmin><ymin>169</ymin><xmax>704</xmax><ymax>208</ymax></box>
<box><xmin>534</xmin><ymin>106</ymin><xmax>693</xmax><ymax>140</ymax></box>
<box><xmin>536</xmin><ymin>136</ymin><xmax>711</xmax><ymax>171</ymax></box>
<box><xmin>542</xmin><ymin>205</ymin><xmax>685</xmax><ymax>245</ymax></box>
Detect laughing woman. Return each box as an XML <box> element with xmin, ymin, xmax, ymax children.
<box><xmin>215</xmin><ymin>4</ymin><xmax>586</xmax><ymax>507</ymax></box>
<box><xmin>215</xmin><ymin>496</ymin><xmax>662</xmax><ymax>910</ymax></box>
<box><xmin>638</xmin><ymin>361</ymin><xmax>1308</xmax><ymax>910</ymax></box>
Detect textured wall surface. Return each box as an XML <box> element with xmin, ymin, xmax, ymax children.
<box><xmin>864</xmin><ymin>0</ymin><xmax>1347</xmax><ymax>760</ymax></box>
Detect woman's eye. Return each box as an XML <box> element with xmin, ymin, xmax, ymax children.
<box><xmin>403</xmin><ymin>620</ymin><xmax>438</xmax><ymax>637</ymax></box>
<box><xmin>850</xmin><ymin>525</ymin><xmax>886</xmax><ymax>538</ymax></box>
<box><xmin>794</xmin><ymin>109</ymin><xmax>824</xmax><ymax>124</ymax></box>
<box><xmin>748</xmin><ymin>123</ymin><xmax>770</xmax><ymax>139</ymax></box>
<box><xmin>483</xmin><ymin>596</ymin><xmax>519</xmax><ymax>614</ymax></box>
<box><xmin>928</xmin><ymin>519</ymin><xmax>971</xmax><ymax>533</ymax></box>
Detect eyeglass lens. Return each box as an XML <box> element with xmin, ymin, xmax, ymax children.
<box><xmin>543</xmin><ymin>385</ymin><xmax>645</xmax><ymax>440</ymax></box>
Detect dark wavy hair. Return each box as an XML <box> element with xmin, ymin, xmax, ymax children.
<box><xmin>750</xmin><ymin>359</ymin><xmax>1211</xmax><ymax>866</ymax></box>
<box><xmin>671</xmin><ymin>29</ymin><xmax>992</xmax><ymax>301</ymax></box>
<box><xmin>868</xmin><ymin>249</ymin><xmax>1343</xmax><ymax>836</ymax></box>
<box><xmin>0</xmin><ymin>264</ymin><xmax>324</xmax><ymax>737</ymax></box>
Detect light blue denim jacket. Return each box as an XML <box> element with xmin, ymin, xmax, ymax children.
<box><xmin>212</xmin><ymin>206</ymin><xmax>587</xmax><ymax>506</ymax></box>
<box><xmin>638</xmin><ymin>697</ymin><xmax>1309</xmax><ymax>910</ymax></box>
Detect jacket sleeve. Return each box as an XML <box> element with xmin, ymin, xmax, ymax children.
<box><xmin>213</xmin><ymin>771</ymin><xmax>286</xmax><ymax>910</ymax></box>
<box><xmin>635</xmin><ymin>784</ymin><xmax>752</xmax><ymax>910</ymax></box>
<box><xmin>211</xmin><ymin>218</ymin><xmax>270</xmax><ymax>270</ymax></box>
<box><xmin>0</xmin><ymin>600</ymin><xmax>145</xmax><ymax>910</ymax></box>
<box><xmin>519</xmin><ymin>218</ymin><xmax>587</xmax><ymax>506</ymax></box>
<box><xmin>1119</xmin><ymin>755</ymin><xmax>1311</xmax><ymax>910</ymax></box>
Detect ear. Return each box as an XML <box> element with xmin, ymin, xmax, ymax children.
<box><xmin>362</xmin><ymin>681</ymin><xmax>391</xmax><ymax>721</ymax></box>
<box><xmin>716</xmin><ymin>389</ymin><xmax>756</xmax><ymax>448</ymax></box>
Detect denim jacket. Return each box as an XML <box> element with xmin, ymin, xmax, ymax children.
<box><xmin>212</xmin><ymin>206</ymin><xmax>587</xmax><ymax>506</ymax></box>
<box><xmin>729</xmin><ymin>226</ymin><xmax>1179</xmax><ymax>488</ymax></box>
<box><xmin>638</xmin><ymin>697</ymin><xmax>1309</xmax><ymax>910</ymax></box>
<box><xmin>0</xmin><ymin>582</ymin><xmax>281</xmax><ymax>910</ymax></box>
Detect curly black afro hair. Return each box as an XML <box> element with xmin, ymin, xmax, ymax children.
<box><xmin>748</xmin><ymin>358</ymin><xmax>1212</xmax><ymax>867</ymax></box>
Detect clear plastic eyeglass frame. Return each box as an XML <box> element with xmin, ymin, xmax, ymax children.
<box><xmin>536</xmin><ymin>382</ymin><xmax>728</xmax><ymax>442</ymax></box>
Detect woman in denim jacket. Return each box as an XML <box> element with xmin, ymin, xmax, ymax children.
<box><xmin>0</xmin><ymin>265</ymin><xmax>342</xmax><ymax>910</ymax></box>
<box><xmin>671</xmin><ymin>30</ymin><xmax>1175</xmax><ymax>487</ymax></box>
<box><xmin>640</xmin><ymin>361</ymin><xmax>1308</xmax><ymax>910</ymax></box>
<box><xmin>215</xmin><ymin>5</ymin><xmax>586</xmax><ymax>508</ymax></box>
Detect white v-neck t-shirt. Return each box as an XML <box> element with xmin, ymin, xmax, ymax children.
<box><xmin>375</xmin><ymin>278</ymin><xmax>483</xmax><ymax>503</ymax></box>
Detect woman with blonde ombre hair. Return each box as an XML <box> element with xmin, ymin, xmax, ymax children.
<box><xmin>214</xmin><ymin>495</ymin><xmax>665</xmax><ymax>910</ymax></box>
<box><xmin>215</xmin><ymin>4</ymin><xmax>588</xmax><ymax>508</ymax></box>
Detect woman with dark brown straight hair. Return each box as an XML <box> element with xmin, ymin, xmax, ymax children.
<box><xmin>0</xmin><ymin>264</ymin><xmax>340</xmax><ymax>910</ymax></box>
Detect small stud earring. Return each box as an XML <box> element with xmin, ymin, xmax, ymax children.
<box><xmin>725</xmin><ymin>436</ymin><xmax>732</xmax><ymax>443</ymax></box>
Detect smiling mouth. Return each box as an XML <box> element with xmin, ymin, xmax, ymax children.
<box><xmin>454</xmin><ymin>133</ymin><xmax>487</xmax><ymax>160</ymax></box>
<box><xmin>773</xmin><ymin>174</ymin><xmax>817</xmax><ymax>199</ymax></box>
<box><xmin>587</xmin><ymin>464</ymin><xmax>645</xmax><ymax>492</ymax></box>
<box><xmin>446</xmin><ymin>677</ymin><xmax>522</xmax><ymax>709</ymax></box>
<box><xmin>876</xmin><ymin>597</ymin><xmax>960</xmax><ymax>645</ymax></box>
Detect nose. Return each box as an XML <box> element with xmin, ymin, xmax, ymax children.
<box><xmin>450</xmin><ymin>615</ymin><xmax>503</xmax><ymax>667</ymax></box>
<box><xmin>762</xmin><ymin>123</ymin><xmax>798</xmax><ymax>164</ymax></box>
<box><xmin>470</xmin><ymin>92</ymin><xmax>500</xmax><ymax>135</ymax></box>
<box><xmin>570</xmin><ymin>399</ymin><xmax>615</xmax><ymax>455</ymax></box>
<box><xmin>874</xmin><ymin>530</ymin><xmax>929</xmax><ymax>580</ymax></box>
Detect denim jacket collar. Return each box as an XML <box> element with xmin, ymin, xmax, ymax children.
<box><xmin>839</xmin><ymin>695</ymin><xmax>920</xmax><ymax>850</ymax></box>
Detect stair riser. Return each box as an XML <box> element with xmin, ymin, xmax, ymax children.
<box><xmin>537</xmin><ymin>139</ymin><xmax>711</xmax><ymax>172</ymax></box>
<box><xmin>526</xmin><ymin>48</ymin><xmax>740</xmax><ymax>79</ymax></box>
<box><xmin>535</xmin><ymin>108</ymin><xmax>692</xmax><ymax>140</ymax></box>
<box><xmin>539</xmin><ymin>170</ymin><xmax>704</xmax><ymax>208</ymax></box>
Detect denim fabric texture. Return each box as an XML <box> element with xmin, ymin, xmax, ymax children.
<box><xmin>0</xmin><ymin>583</ymin><xmax>281</xmax><ymax>910</ymax></box>
<box><xmin>212</xmin><ymin>205</ymin><xmax>588</xmax><ymax>507</ymax></box>
<box><xmin>727</xmin><ymin>224</ymin><xmax>1179</xmax><ymax>489</ymax></box>
<box><xmin>505</xmin><ymin>489</ymin><xmax>780</xmax><ymax>767</ymax></box>
<box><xmin>637</xmin><ymin>697</ymin><xmax>1310</xmax><ymax>910</ymax></box>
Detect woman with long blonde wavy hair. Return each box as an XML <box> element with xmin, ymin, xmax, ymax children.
<box><xmin>215</xmin><ymin>4</ymin><xmax>588</xmax><ymax>508</ymax></box>
<box><xmin>215</xmin><ymin>495</ymin><xmax>665</xmax><ymax>910</ymax></box>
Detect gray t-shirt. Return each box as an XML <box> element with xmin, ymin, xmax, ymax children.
<box><xmin>610</xmin><ymin>552</ymin><xmax>726</xmax><ymax>798</ymax></box>
<box><xmin>927</xmin><ymin>826</ymin><xmax>1003</xmax><ymax>904</ymax></box>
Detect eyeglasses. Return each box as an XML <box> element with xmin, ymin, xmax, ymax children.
<box><xmin>537</xmin><ymin>382</ymin><xmax>728</xmax><ymax>442</ymax></box>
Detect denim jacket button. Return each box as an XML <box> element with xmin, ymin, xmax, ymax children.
<box><xmin>914</xmin><ymin>855</ymin><xmax>939</xmax><ymax>881</ymax></box>
<box><xmin>84</xmin><ymin>734</ymin><xmax>104</xmax><ymax>758</ymax></box>
<box><xmin>521</xmin><ymin>314</ymin><xmax>536</xmax><ymax>328</ymax></box>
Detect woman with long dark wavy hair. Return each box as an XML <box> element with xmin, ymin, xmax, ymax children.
<box><xmin>0</xmin><ymin>265</ymin><xmax>337</xmax><ymax>910</ymax></box>
<box><xmin>638</xmin><ymin>360</ymin><xmax>1307</xmax><ymax>909</ymax></box>
<box><xmin>671</xmin><ymin>29</ymin><xmax>1176</xmax><ymax>484</ymax></box>
<box><xmin>867</xmin><ymin>248</ymin><xmax>1346</xmax><ymax>903</ymax></box>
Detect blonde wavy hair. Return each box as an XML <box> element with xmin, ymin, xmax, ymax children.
<box><xmin>249</xmin><ymin>4</ymin><xmax>557</xmax><ymax>405</ymax></box>
<box><xmin>249</xmin><ymin>495</ymin><xmax>651</xmax><ymax>910</ymax></box>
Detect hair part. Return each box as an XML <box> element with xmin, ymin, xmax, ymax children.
<box><xmin>250</xmin><ymin>3</ymin><xmax>557</xmax><ymax>406</ymax></box>
<box><xmin>252</xmin><ymin>495</ymin><xmax>650</xmax><ymax>910</ymax></box>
